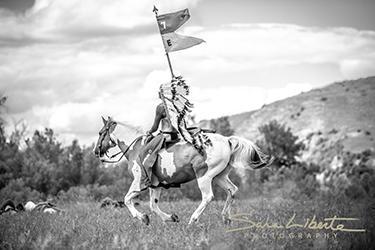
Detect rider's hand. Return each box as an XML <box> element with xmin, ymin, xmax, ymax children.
<box><xmin>146</xmin><ymin>130</ymin><xmax>152</xmax><ymax>136</ymax></box>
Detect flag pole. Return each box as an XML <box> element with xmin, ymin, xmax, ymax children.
<box><xmin>165</xmin><ymin>53</ymin><xmax>175</xmax><ymax>78</ymax></box>
<box><xmin>153</xmin><ymin>6</ymin><xmax>175</xmax><ymax>78</ymax></box>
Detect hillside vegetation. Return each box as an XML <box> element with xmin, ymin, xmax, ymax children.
<box><xmin>202</xmin><ymin>76</ymin><xmax>375</xmax><ymax>200</ymax></box>
<box><xmin>207</xmin><ymin>76</ymin><xmax>375</xmax><ymax>167</ymax></box>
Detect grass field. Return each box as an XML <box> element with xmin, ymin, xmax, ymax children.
<box><xmin>1</xmin><ymin>197</ymin><xmax>374</xmax><ymax>250</ymax></box>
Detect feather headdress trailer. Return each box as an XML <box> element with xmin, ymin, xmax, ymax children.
<box><xmin>159</xmin><ymin>76</ymin><xmax>211</xmax><ymax>154</ymax></box>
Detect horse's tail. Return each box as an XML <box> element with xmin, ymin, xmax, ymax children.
<box><xmin>227</xmin><ymin>136</ymin><xmax>274</xmax><ymax>170</ymax></box>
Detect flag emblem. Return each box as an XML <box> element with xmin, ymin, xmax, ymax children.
<box><xmin>155</xmin><ymin>8</ymin><xmax>205</xmax><ymax>53</ymax></box>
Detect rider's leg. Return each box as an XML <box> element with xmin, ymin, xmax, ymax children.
<box><xmin>145</xmin><ymin>134</ymin><xmax>171</xmax><ymax>181</ymax></box>
<box><xmin>138</xmin><ymin>134</ymin><xmax>167</xmax><ymax>188</ymax></box>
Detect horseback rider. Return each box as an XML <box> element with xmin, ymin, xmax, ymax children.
<box><xmin>137</xmin><ymin>93</ymin><xmax>179</xmax><ymax>189</ymax></box>
<box><xmin>147</xmin><ymin>92</ymin><xmax>179</xmax><ymax>143</ymax></box>
<box><xmin>137</xmin><ymin>76</ymin><xmax>211</xmax><ymax>190</ymax></box>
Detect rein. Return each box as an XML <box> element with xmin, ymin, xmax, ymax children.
<box><xmin>101</xmin><ymin>135</ymin><xmax>144</xmax><ymax>164</ymax></box>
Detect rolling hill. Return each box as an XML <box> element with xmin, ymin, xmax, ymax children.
<box><xmin>204</xmin><ymin>76</ymin><xmax>375</xmax><ymax>167</ymax></box>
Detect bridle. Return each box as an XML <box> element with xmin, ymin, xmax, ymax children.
<box><xmin>100</xmin><ymin>134</ymin><xmax>144</xmax><ymax>164</ymax></box>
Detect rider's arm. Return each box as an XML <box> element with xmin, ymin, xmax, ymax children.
<box><xmin>148</xmin><ymin>104</ymin><xmax>165</xmax><ymax>134</ymax></box>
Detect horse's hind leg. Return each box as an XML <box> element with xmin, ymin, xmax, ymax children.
<box><xmin>149</xmin><ymin>187</ymin><xmax>179</xmax><ymax>222</ymax></box>
<box><xmin>215</xmin><ymin>166</ymin><xmax>238</xmax><ymax>225</ymax></box>
<box><xmin>188</xmin><ymin>174</ymin><xmax>215</xmax><ymax>224</ymax></box>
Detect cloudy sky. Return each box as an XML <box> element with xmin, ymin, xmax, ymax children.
<box><xmin>1</xmin><ymin>0</ymin><xmax>375</xmax><ymax>146</ymax></box>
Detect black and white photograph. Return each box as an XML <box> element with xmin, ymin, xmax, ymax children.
<box><xmin>1</xmin><ymin>0</ymin><xmax>374</xmax><ymax>249</ymax></box>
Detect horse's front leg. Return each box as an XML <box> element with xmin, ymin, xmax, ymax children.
<box><xmin>124</xmin><ymin>182</ymin><xmax>149</xmax><ymax>225</ymax></box>
<box><xmin>124</xmin><ymin>163</ymin><xmax>149</xmax><ymax>225</ymax></box>
<box><xmin>149</xmin><ymin>187</ymin><xmax>179</xmax><ymax>222</ymax></box>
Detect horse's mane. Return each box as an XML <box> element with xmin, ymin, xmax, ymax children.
<box><xmin>114</xmin><ymin>120</ymin><xmax>143</xmax><ymax>134</ymax></box>
<box><xmin>110</xmin><ymin>118</ymin><xmax>144</xmax><ymax>144</ymax></box>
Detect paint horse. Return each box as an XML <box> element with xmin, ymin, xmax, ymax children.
<box><xmin>93</xmin><ymin>117</ymin><xmax>274</xmax><ymax>225</ymax></box>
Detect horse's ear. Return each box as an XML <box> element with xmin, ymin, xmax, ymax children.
<box><xmin>101</xmin><ymin>116</ymin><xmax>107</xmax><ymax>124</ymax></box>
<box><xmin>107</xmin><ymin>116</ymin><xmax>112</xmax><ymax>122</ymax></box>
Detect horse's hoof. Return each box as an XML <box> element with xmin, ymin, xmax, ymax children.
<box><xmin>188</xmin><ymin>218</ymin><xmax>197</xmax><ymax>225</ymax></box>
<box><xmin>171</xmin><ymin>214</ymin><xmax>179</xmax><ymax>222</ymax></box>
<box><xmin>141</xmin><ymin>214</ymin><xmax>150</xmax><ymax>225</ymax></box>
<box><xmin>223</xmin><ymin>218</ymin><xmax>231</xmax><ymax>225</ymax></box>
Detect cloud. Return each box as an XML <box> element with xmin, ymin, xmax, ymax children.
<box><xmin>171</xmin><ymin>24</ymin><xmax>375</xmax><ymax>81</ymax></box>
<box><xmin>339</xmin><ymin>59</ymin><xmax>375</xmax><ymax>79</ymax></box>
<box><xmin>265</xmin><ymin>82</ymin><xmax>313</xmax><ymax>104</ymax></box>
<box><xmin>1</xmin><ymin>0</ymin><xmax>202</xmax><ymax>43</ymax></box>
<box><xmin>191</xmin><ymin>85</ymin><xmax>267</xmax><ymax>121</ymax></box>
<box><xmin>190</xmin><ymin>82</ymin><xmax>313</xmax><ymax>121</ymax></box>
<box><xmin>1</xmin><ymin>0</ymin><xmax>375</xmax><ymax>145</ymax></box>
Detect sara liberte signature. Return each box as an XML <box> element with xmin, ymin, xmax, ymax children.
<box><xmin>226</xmin><ymin>213</ymin><xmax>366</xmax><ymax>233</ymax></box>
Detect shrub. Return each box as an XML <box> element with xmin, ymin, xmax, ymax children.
<box><xmin>0</xmin><ymin>178</ymin><xmax>43</xmax><ymax>204</ymax></box>
<box><xmin>345</xmin><ymin>185</ymin><xmax>366</xmax><ymax>200</ymax></box>
<box><xmin>258</xmin><ymin>120</ymin><xmax>304</xmax><ymax>168</ymax></box>
<box><xmin>57</xmin><ymin>185</ymin><xmax>93</xmax><ymax>203</ymax></box>
<box><xmin>209</xmin><ymin>116</ymin><xmax>234</xmax><ymax>136</ymax></box>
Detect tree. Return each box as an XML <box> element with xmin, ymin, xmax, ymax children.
<box><xmin>210</xmin><ymin>116</ymin><xmax>234</xmax><ymax>136</ymax></box>
<box><xmin>53</xmin><ymin>139</ymin><xmax>84</xmax><ymax>194</ymax></box>
<box><xmin>80</xmin><ymin>144</ymin><xmax>103</xmax><ymax>186</ymax></box>
<box><xmin>258</xmin><ymin>120</ymin><xmax>304</xmax><ymax>167</ymax></box>
<box><xmin>0</xmin><ymin>94</ymin><xmax>6</xmax><ymax>124</ymax></box>
<box><xmin>0</xmin><ymin>95</ymin><xmax>24</xmax><ymax>190</ymax></box>
<box><xmin>22</xmin><ymin>129</ymin><xmax>62</xmax><ymax>196</ymax></box>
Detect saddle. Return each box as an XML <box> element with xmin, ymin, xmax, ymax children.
<box><xmin>187</xmin><ymin>127</ymin><xmax>216</xmax><ymax>134</ymax></box>
<box><xmin>144</xmin><ymin>133</ymin><xmax>179</xmax><ymax>150</ymax></box>
<box><xmin>156</xmin><ymin>127</ymin><xmax>216</xmax><ymax>150</ymax></box>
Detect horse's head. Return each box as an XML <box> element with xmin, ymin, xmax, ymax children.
<box><xmin>93</xmin><ymin>116</ymin><xmax>118</xmax><ymax>160</ymax></box>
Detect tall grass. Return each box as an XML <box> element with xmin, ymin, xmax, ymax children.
<box><xmin>1</xmin><ymin>197</ymin><xmax>374</xmax><ymax>250</ymax></box>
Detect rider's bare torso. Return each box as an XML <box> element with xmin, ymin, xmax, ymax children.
<box><xmin>148</xmin><ymin>103</ymin><xmax>178</xmax><ymax>141</ymax></box>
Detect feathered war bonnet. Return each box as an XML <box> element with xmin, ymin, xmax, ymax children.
<box><xmin>157</xmin><ymin>76</ymin><xmax>211</xmax><ymax>155</ymax></box>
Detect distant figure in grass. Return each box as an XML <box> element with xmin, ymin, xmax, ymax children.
<box><xmin>100</xmin><ymin>197</ymin><xmax>126</xmax><ymax>208</ymax></box>
<box><xmin>0</xmin><ymin>199</ymin><xmax>62</xmax><ymax>215</ymax></box>
<box><xmin>0</xmin><ymin>199</ymin><xmax>24</xmax><ymax>215</ymax></box>
<box><xmin>24</xmin><ymin>201</ymin><xmax>62</xmax><ymax>214</ymax></box>
<box><xmin>94</xmin><ymin>76</ymin><xmax>274</xmax><ymax>225</ymax></box>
